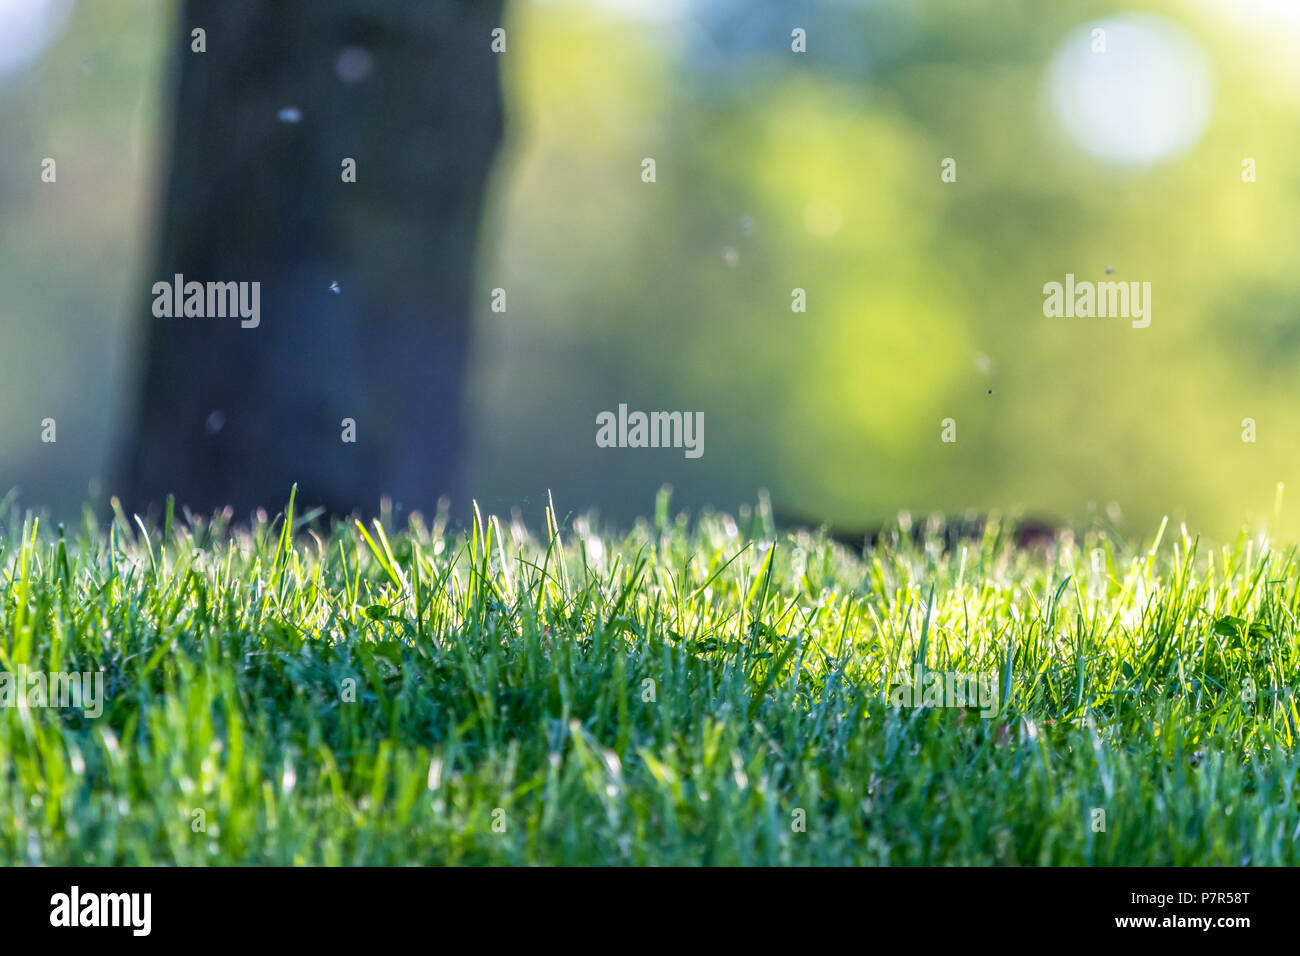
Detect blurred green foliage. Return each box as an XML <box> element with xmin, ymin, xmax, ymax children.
<box><xmin>3</xmin><ymin>0</ymin><xmax>1300</xmax><ymax>540</ymax></box>
<box><xmin>471</xmin><ymin>0</ymin><xmax>1300</xmax><ymax>537</ymax></box>
<box><xmin>0</xmin><ymin>0</ymin><xmax>170</xmax><ymax>508</ymax></box>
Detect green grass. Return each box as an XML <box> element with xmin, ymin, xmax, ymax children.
<box><xmin>2</xmin><ymin>486</ymin><xmax>1299</xmax><ymax>865</ymax></box>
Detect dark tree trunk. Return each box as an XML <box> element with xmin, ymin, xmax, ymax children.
<box><xmin>121</xmin><ymin>0</ymin><xmax>504</xmax><ymax>519</ymax></box>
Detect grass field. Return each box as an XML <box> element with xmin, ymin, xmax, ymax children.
<box><xmin>2</xmin><ymin>486</ymin><xmax>1299</xmax><ymax>865</ymax></box>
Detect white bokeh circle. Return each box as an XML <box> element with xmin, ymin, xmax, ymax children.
<box><xmin>1049</xmin><ymin>15</ymin><xmax>1213</xmax><ymax>166</ymax></box>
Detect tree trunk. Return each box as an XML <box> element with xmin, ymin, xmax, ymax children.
<box><xmin>121</xmin><ymin>0</ymin><xmax>504</xmax><ymax>519</ymax></box>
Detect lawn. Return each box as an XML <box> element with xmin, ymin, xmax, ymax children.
<box><xmin>1</xmin><ymin>487</ymin><xmax>1298</xmax><ymax>865</ymax></box>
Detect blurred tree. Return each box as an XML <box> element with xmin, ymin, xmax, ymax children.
<box><xmin>121</xmin><ymin>0</ymin><xmax>504</xmax><ymax>517</ymax></box>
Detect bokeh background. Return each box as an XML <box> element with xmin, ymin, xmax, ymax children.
<box><xmin>2</xmin><ymin>0</ymin><xmax>1299</xmax><ymax>537</ymax></box>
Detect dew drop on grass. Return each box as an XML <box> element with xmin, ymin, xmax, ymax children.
<box><xmin>722</xmin><ymin>246</ymin><xmax>739</xmax><ymax>267</ymax></box>
<box><xmin>1105</xmin><ymin>265</ymin><xmax>1114</xmax><ymax>274</ymax></box>
<box><xmin>277</xmin><ymin>106</ymin><xmax>302</xmax><ymax>123</ymax></box>
<box><xmin>739</xmin><ymin>215</ymin><xmax>754</xmax><ymax>236</ymax></box>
